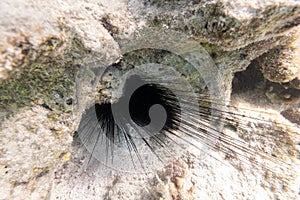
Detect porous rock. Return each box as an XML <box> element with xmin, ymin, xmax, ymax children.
<box><xmin>0</xmin><ymin>0</ymin><xmax>300</xmax><ymax>199</ymax></box>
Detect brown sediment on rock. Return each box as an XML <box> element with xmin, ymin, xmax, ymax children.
<box><xmin>281</xmin><ymin>107</ymin><xmax>300</xmax><ymax>125</ymax></box>
<box><xmin>253</xmin><ymin>28</ymin><xmax>300</xmax><ymax>107</ymax></box>
<box><xmin>257</xmin><ymin>28</ymin><xmax>300</xmax><ymax>83</ymax></box>
<box><xmin>258</xmin><ymin>46</ymin><xmax>299</xmax><ymax>83</ymax></box>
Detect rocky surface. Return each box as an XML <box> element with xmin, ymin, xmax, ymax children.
<box><xmin>0</xmin><ymin>0</ymin><xmax>299</xmax><ymax>199</ymax></box>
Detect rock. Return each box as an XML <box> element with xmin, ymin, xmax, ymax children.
<box><xmin>0</xmin><ymin>0</ymin><xmax>121</xmax><ymax>81</ymax></box>
<box><xmin>254</xmin><ymin>28</ymin><xmax>300</xmax><ymax>108</ymax></box>
<box><xmin>259</xmin><ymin>46</ymin><xmax>299</xmax><ymax>83</ymax></box>
<box><xmin>0</xmin><ymin>0</ymin><xmax>121</xmax><ymax>199</ymax></box>
<box><xmin>128</xmin><ymin>0</ymin><xmax>300</xmax><ymax>50</ymax></box>
<box><xmin>0</xmin><ymin>0</ymin><xmax>300</xmax><ymax>199</ymax></box>
<box><xmin>0</xmin><ymin>107</ymin><xmax>72</xmax><ymax>199</ymax></box>
<box><xmin>281</xmin><ymin>107</ymin><xmax>300</xmax><ymax>125</ymax></box>
<box><xmin>258</xmin><ymin>28</ymin><xmax>300</xmax><ymax>84</ymax></box>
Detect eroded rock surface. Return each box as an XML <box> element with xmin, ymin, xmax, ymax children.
<box><xmin>0</xmin><ymin>0</ymin><xmax>299</xmax><ymax>199</ymax></box>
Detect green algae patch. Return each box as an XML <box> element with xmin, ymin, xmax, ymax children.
<box><xmin>0</xmin><ymin>62</ymin><xmax>77</xmax><ymax>119</ymax></box>
<box><xmin>0</xmin><ymin>36</ymin><xmax>86</xmax><ymax>118</ymax></box>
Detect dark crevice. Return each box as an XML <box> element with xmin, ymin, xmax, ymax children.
<box><xmin>232</xmin><ymin>61</ymin><xmax>266</xmax><ymax>94</ymax></box>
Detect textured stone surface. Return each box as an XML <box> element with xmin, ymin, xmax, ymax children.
<box><xmin>256</xmin><ymin>28</ymin><xmax>300</xmax><ymax>108</ymax></box>
<box><xmin>0</xmin><ymin>107</ymin><xmax>72</xmax><ymax>199</ymax></box>
<box><xmin>0</xmin><ymin>0</ymin><xmax>121</xmax><ymax>199</ymax></box>
<box><xmin>0</xmin><ymin>0</ymin><xmax>300</xmax><ymax>199</ymax></box>
<box><xmin>128</xmin><ymin>0</ymin><xmax>300</xmax><ymax>50</ymax></box>
<box><xmin>0</xmin><ymin>0</ymin><xmax>121</xmax><ymax>81</ymax></box>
